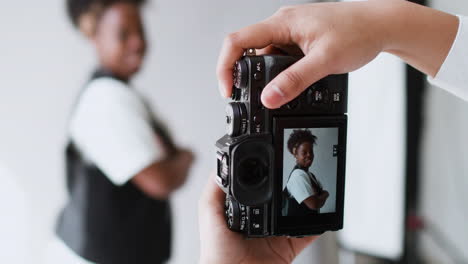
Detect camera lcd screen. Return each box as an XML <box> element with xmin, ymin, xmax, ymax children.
<box><xmin>274</xmin><ymin>116</ymin><xmax>346</xmax><ymax>234</ymax></box>
<box><xmin>282</xmin><ymin>127</ymin><xmax>338</xmax><ymax>216</ymax></box>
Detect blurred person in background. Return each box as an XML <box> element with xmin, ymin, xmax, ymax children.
<box><xmin>47</xmin><ymin>0</ymin><xmax>194</xmax><ymax>263</ymax></box>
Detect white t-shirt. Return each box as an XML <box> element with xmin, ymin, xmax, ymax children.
<box><xmin>44</xmin><ymin>237</ymin><xmax>95</xmax><ymax>264</ymax></box>
<box><xmin>429</xmin><ymin>15</ymin><xmax>468</xmax><ymax>100</ymax></box>
<box><xmin>69</xmin><ymin>77</ymin><xmax>165</xmax><ymax>185</ymax></box>
<box><xmin>286</xmin><ymin>169</ymin><xmax>320</xmax><ymax>204</ymax></box>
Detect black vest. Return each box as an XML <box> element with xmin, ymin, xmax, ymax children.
<box><xmin>56</xmin><ymin>70</ymin><xmax>172</xmax><ymax>264</ymax></box>
<box><xmin>283</xmin><ymin>165</ymin><xmax>322</xmax><ymax>216</ymax></box>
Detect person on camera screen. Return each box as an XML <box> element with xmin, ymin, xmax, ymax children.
<box><xmin>283</xmin><ymin>129</ymin><xmax>329</xmax><ymax>216</ymax></box>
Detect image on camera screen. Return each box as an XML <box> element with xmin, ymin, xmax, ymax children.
<box><xmin>282</xmin><ymin>127</ymin><xmax>338</xmax><ymax>217</ymax></box>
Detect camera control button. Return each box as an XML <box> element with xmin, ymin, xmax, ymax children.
<box><xmin>306</xmin><ymin>88</ymin><xmax>314</xmax><ymax>104</ymax></box>
<box><xmin>253</xmin><ymin>113</ymin><xmax>263</xmax><ymax>123</ymax></box>
<box><xmin>286</xmin><ymin>98</ymin><xmax>299</xmax><ymax>109</ymax></box>
<box><xmin>307</xmin><ymin>89</ymin><xmax>326</xmax><ymax>104</ymax></box>
<box><xmin>254</xmin><ymin>72</ymin><xmax>263</xmax><ymax>81</ymax></box>
<box><xmin>332</xmin><ymin>92</ymin><xmax>341</xmax><ymax>102</ymax></box>
<box><xmin>253</xmin><ymin>112</ymin><xmax>264</xmax><ymax>133</ymax></box>
<box><xmin>314</xmin><ymin>91</ymin><xmax>323</xmax><ymax>102</ymax></box>
<box><xmin>255</xmin><ymin>62</ymin><xmax>262</xmax><ymax>72</ymax></box>
<box><xmin>256</xmin><ymin>89</ymin><xmax>265</xmax><ymax>109</ymax></box>
<box><xmin>249</xmin><ymin>206</ymin><xmax>264</xmax><ymax>234</ymax></box>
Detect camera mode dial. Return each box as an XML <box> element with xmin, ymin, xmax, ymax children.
<box><xmin>225</xmin><ymin>195</ymin><xmax>246</xmax><ymax>232</ymax></box>
<box><xmin>233</xmin><ymin>60</ymin><xmax>248</xmax><ymax>90</ymax></box>
<box><xmin>226</xmin><ymin>102</ymin><xmax>248</xmax><ymax>137</ymax></box>
<box><xmin>231</xmin><ymin>88</ymin><xmax>242</xmax><ymax>101</ymax></box>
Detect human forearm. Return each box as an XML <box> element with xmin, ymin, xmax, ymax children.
<box><xmin>378</xmin><ymin>0</ymin><xmax>458</xmax><ymax>77</ymax></box>
<box><xmin>302</xmin><ymin>190</ymin><xmax>329</xmax><ymax>210</ymax></box>
<box><xmin>316</xmin><ymin>191</ymin><xmax>329</xmax><ymax>208</ymax></box>
<box><xmin>303</xmin><ymin>196</ymin><xmax>319</xmax><ymax>210</ymax></box>
<box><xmin>132</xmin><ymin>162</ymin><xmax>183</xmax><ymax>199</ymax></box>
<box><xmin>217</xmin><ymin>0</ymin><xmax>460</xmax><ymax>108</ymax></box>
<box><xmin>132</xmin><ymin>150</ymin><xmax>193</xmax><ymax>199</ymax></box>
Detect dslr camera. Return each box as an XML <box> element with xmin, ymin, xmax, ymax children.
<box><xmin>215</xmin><ymin>49</ymin><xmax>348</xmax><ymax>237</ymax></box>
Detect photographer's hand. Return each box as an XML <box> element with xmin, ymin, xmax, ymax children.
<box><xmin>199</xmin><ymin>175</ymin><xmax>315</xmax><ymax>264</ymax></box>
<box><xmin>217</xmin><ymin>0</ymin><xmax>457</xmax><ymax>109</ymax></box>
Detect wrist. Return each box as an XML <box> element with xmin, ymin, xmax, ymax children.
<box><xmin>365</xmin><ymin>0</ymin><xmax>408</xmax><ymax>54</ymax></box>
<box><xmin>376</xmin><ymin>0</ymin><xmax>458</xmax><ymax>76</ymax></box>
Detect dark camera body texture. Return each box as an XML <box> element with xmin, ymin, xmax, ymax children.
<box><xmin>216</xmin><ymin>54</ymin><xmax>348</xmax><ymax>237</ymax></box>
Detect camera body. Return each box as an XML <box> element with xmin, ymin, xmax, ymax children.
<box><xmin>215</xmin><ymin>53</ymin><xmax>348</xmax><ymax>237</ymax></box>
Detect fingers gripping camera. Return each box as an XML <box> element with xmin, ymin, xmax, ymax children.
<box><xmin>215</xmin><ymin>50</ymin><xmax>348</xmax><ymax>237</ymax></box>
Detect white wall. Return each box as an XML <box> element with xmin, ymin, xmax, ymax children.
<box><xmin>0</xmin><ymin>163</ymin><xmax>30</xmax><ymax>263</ymax></box>
<box><xmin>0</xmin><ymin>1</ymin><xmax>333</xmax><ymax>263</ymax></box>
<box><xmin>338</xmin><ymin>53</ymin><xmax>407</xmax><ymax>261</ymax></box>
<box><xmin>421</xmin><ymin>1</ymin><xmax>468</xmax><ymax>262</ymax></box>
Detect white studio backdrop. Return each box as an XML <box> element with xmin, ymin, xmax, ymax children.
<box><xmin>0</xmin><ymin>163</ymin><xmax>31</xmax><ymax>263</ymax></box>
<box><xmin>338</xmin><ymin>53</ymin><xmax>407</xmax><ymax>260</ymax></box>
<box><xmin>0</xmin><ymin>1</ymin><xmax>336</xmax><ymax>264</ymax></box>
<box><xmin>419</xmin><ymin>0</ymin><xmax>468</xmax><ymax>262</ymax></box>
